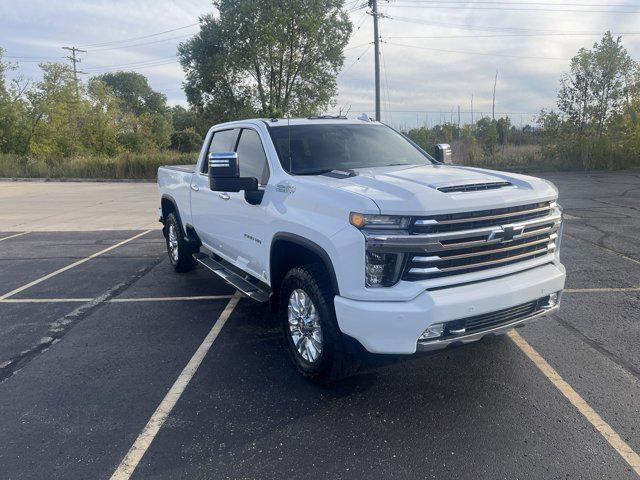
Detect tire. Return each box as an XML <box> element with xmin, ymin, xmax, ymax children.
<box><xmin>164</xmin><ymin>212</ymin><xmax>197</xmax><ymax>273</ymax></box>
<box><xmin>280</xmin><ymin>264</ymin><xmax>360</xmax><ymax>383</ymax></box>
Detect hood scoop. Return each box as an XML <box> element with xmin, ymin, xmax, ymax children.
<box><xmin>437</xmin><ymin>181</ymin><xmax>513</xmax><ymax>193</ymax></box>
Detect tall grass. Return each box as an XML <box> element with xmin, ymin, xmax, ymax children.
<box><xmin>0</xmin><ymin>151</ymin><xmax>198</xmax><ymax>180</ymax></box>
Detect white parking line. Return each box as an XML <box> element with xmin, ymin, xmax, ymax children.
<box><xmin>0</xmin><ymin>231</ymin><xmax>30</xmax><ymax>242</ymax></box>
<box><xmin>109</xmin><ymin>292</ymin><xmax>241</xmax><ymax>480</ymax></box>
<box><xmin>508</xmin><ymin>330</ymin><xmax>640</xmax><ymax>475</ymax></box>
<box><xmin>109</xmin><ymin>295</ymin><xmax>233</xmax><ymax>303</ymax></box>
<box><xmin>0</xmin><ymin>230</ymin><xmax>153</xmax><ymax>301</ymax></box>
<box><xmin>565</xmin><ymin>232</ymin><xmax>640</xmax><ymax>266</ymax></box>
<box><xmin>564</xmin><ymin>287</ymin><xmax>640</xmax><ymax>293</ymax></box>
<box><xmin>0</xmin><ymin>295</ymin><xmax>235</xmax><ymax>304</ymax></box>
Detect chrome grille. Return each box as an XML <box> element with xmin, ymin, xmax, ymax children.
<box><xmin>397</xmin><ymin>201</ymin><xmax>561</xmax><ymax>280</ymax></box>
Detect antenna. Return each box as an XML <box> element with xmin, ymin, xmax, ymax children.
<box><xmin>287</xmin><ymin>116</ymin><xmax>292</xmax><ymax>174</ymax></box>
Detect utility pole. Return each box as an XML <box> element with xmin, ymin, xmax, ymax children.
<box><xmin>62</xmin><ymin>46</ymin><xmax>87</xmax><ymax>97</ymax></box>
<box><xmin>471</xmin><ymin>94</ymin><xmax>474</xmax><ymax>125</ymax></box>
<box><xmin>492</xmin><ymin>70</ymin><xmax>498</xmax><ymax>120</ymax></box>
<box><xmin>369</xmin><ymin>0</ymin><xmax>381</xmax><ymax>121</ymax></box>
<box><xmin>457</xmin><ymin>105</ymin><xmax>461</xmax><ymax>128</ymax></box>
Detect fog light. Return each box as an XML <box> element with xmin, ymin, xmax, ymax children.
<box><xmin>542</xmin><ymin>292</ymin><xmax>559</xmax><ymax>309</ymax></box>
<box><xmin>419</xmin><ymin>323</ymin><xmax>444</xmax><ymax>341</ymax></box>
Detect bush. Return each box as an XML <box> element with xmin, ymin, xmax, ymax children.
<box><xmin>0</xmin><ymin>151</ymin><xmax>197</xmax><ymax>179</ymax></box>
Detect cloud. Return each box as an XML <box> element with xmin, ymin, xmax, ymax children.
<box><xmin>2</xmin><ymin>0</ymin><xmax>639</xmax><ymax>125</ymax></box>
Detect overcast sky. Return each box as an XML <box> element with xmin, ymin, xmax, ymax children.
<box><xmin>2</xmin><ymin>0</ymin><xmax>640</xmax><ymax>129</ymax></box>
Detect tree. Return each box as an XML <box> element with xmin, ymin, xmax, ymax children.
<box><xmin>179</xmin><ymin>0</ymin><xmax>352</xmax><ymax>119</ymax></box>
<box><xmin>94</xmin><ymin>71</ymin><xmax>168</xmax><ymax>116</ymax></box>
<box><xmin>558</xmin><ymin>32</ymin><xmax>638</xmax><ymax>136</ymax></box>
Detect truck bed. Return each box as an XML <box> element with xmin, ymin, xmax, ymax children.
<box><xmin>161</xmin><ymin>164</ymin><xmax>196</xmax><ymax>173</ymax></box>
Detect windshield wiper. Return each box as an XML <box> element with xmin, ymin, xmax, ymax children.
<box><xmin>292</xmin><ymin>168</ymin><xmax>335</xmax><ymax>175</ymax></box>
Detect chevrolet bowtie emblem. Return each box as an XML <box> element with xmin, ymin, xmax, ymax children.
<box><xmin>488</xmin><ymin>224</ymin><xmax>526</xmax><ymax>242</ymax></box>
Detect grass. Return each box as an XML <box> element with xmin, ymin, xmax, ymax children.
<box><xmin>0</xmin><ymin>151</ymin><xmax>198</xmax><ymax>180</ymax></box>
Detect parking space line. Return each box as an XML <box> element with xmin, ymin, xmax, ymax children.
<box><xmin>565</xmin><ymin>232</ymin><xmax>640</xmax><ymax>266</ymax></box>
<box><xmin>565</xmin><ymin>287</ymin><xmax>640</xmax><ymax>293</ymax></box>
<box><xmin>109</xmin><ymin>292</ymin><xmax>241</xmax><ymax>480</ymax></box>
<box><xmin>0</xmin><ymin>229</ymin><xmax>153</xmax><ymax>301</ymax></box>
<box><xmin>109</xmin><ymin>295</ymin><xmax>233</xmax><ymax>302</ymax></box>
<box><xmin>0</xmin><ymin>295</ymin><xmax>234</xmax><ymax>304</ymax></box>
<box><xmin>508</xmin><ymin>330</ymin><xmax>640</xmax><ymax>475</ymax></box>
<box><xmin>0</xmin><ymin>232</ymin><xmax>30</xmax><ymax>242</ymax></box>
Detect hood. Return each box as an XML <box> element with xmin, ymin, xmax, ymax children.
<box><xmin>306</xmin><ymin>164</ymin><xmax>558</xmax><ymax>215</ymax></box>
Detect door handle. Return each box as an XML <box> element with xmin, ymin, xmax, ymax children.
<box><xmin>190</xmin><ymin>184</ymin><xmax>199</xmax><ymax>192</ymax></box>
<box><xmin>218</xmin><ymin>192</ymin><xmax>230</xmax><ymax>200</ymax></box>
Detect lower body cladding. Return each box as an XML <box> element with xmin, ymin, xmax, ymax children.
<box><xmin>333</xmin><ymin>263</ymin><xmax>566</xmax><ymax>355</ymax></box>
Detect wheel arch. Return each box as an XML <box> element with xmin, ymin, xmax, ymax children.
<box><xmin>270</xmin><ymin>233</ymin><xmax>340</xmax><ymax>301</ymax></box>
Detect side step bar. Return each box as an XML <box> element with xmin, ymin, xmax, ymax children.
<box><xmin>193</xmin><ymin>252</ymin><xmax>270</xmax><ymax>303</ymax></box>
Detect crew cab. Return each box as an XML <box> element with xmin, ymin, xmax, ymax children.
<box><xmin>157</xmin><ymin>117</ymin><xmax>565</xmax><ymax>382</ymax></box>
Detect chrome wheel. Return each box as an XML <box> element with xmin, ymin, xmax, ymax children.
<box><xmin>168</xmin><ymin>223</ymin><xmax>179</xmax><ymax>262</ymax></box>
<box><xmin>288</xmin><ymin>289</ymin><xmax>323</xmax><ymax>363</ymax></box>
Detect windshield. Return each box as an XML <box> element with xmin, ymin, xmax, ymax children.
<box><xmin>268</xmin><ymin>124</ymin><xmax>435</xmax><ymax>174</ymax></box>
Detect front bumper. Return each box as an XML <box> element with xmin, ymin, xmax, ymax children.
<box><xmin>333</xmin><ymin>262</ymin><xmax>565</xmax><ymax>355</ymax></box>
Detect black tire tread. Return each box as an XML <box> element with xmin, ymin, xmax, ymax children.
<box><xmin>165</xmin><ymin>212</ymin><xmax>197</xmax><ymax>273</ymax></box>
<box><xmin>280</xmin><ymin>263</ymin><xmax>360</xmax><ymax>383</ymax></box>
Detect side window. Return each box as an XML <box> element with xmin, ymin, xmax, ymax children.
<box><xmin>202</xmin><ymin>128</ymin><xmax>240</xmax><ymax>174</ymax></box>
<box><xmin>236</xmin><ymin>129</ymin><xmax>270</xmax><ymax>185</ymax></box>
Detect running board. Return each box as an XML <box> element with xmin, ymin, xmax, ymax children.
<box><xmin>193</xmin><ymin>253</ymin><xmax>270</xmax><ymax>303</ymax></box>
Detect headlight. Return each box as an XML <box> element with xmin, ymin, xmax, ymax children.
<box><xmin>350</xmin><ymin>212</ymin><xmax>411</xmax><ymax>230</ymax></box>
<box><xmin>365</xmin><ymin>251</ymin><xmax>405</xmax><ymax>287</ymax></box>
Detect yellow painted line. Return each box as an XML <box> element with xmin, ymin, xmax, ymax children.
<box><xmin>564</xmin><ymin>287</ymin><xmax>640</xmax><ymax>293</ymax></box>
<box><xmin>0</xmin><ymin>230</ymin><xmax>153</xmax><ymax>301</ymax></box>
<box><xmin>109</xmin><ymin>293</ymin><xmax>241</xmax><ymax>480</ymax></box>
<box><xmin>508</xmin><ymin>330</ymin><xmax>640</xmax><ymax>475</ymax></box>
<box><xmin>0</xmin><ymin>231</ymin><xmax>30</xmax><ymax>242</ymax></box>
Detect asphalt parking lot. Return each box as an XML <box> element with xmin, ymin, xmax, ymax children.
<box><xmin>0</xmin><ymin>171</ymin><xmax>639</xmax><ymax>480</ymax></box>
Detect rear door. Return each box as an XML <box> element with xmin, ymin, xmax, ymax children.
<box><xmin>189</xmin><ymin>128</ymin><xmax>240</xmax><ymax>250</ymax></box>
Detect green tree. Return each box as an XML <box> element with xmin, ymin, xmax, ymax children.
<box><xmin>558</xmin><ymin>32</ymin><xmax>638</xmax><ymax>136</ymax></box>
<box><xmin>94</xmin><ymin>71</ymin><xmax>168</xmax><ymax>116</ymax></box>
<box><xmin>476</xmin><ymin>117</ymin><xmax>499</xmax><ymax>156</ymax></box>
<box><xmin>179</xmin><ymin>0</ymin><xmax>352</xmax><ymax>119</ymax></box>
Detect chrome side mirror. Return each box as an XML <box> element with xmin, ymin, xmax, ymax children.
<box><xmin>434</xmin><ymin>144</ymin><xmax>453</xmax><ymax>164</ymax></box>
<box><xmin>207</xmin><ymin>152</ymin><xmax>257</xmax><ymax>192</ymax></box>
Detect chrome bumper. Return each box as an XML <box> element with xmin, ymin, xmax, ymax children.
<box><xmin>416</xmin><ymin>304</ymin><xmax>558</xmax><ymax>352</ymax></box>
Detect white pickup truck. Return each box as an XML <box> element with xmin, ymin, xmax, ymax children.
<box><xmin>158</xmin><ymin>117</ymin><xmax>565</xmax><ymax>382</ymax></box>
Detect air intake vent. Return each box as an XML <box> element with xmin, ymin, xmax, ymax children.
<box><xmin>437</xmin><ymin>181</ymin><xmax>513</xmax><ymax>193</ymax></box>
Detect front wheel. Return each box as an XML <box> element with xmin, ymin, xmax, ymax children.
<box><xmin>164</xmin><ymin>212</ymin><xmax>196</xmax><ymax>273</ymax></box>
<box><xmin>280</xmin><ymin>264</ymin><xmax>360</xmax><ymax>383</ymax></box>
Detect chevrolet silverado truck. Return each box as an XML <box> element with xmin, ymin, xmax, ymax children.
<box><xmin>157</xmin><ymin>117</ymin><xmax>565</xmax><ymax>382</ymax></box>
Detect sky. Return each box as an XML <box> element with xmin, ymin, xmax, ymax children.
<box><xmin>2</xmin><ymin>0</ymin><xmax>640</xmax><ymax>130</ymax></box>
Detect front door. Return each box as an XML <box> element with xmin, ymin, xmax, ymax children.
<box><xmin>213</xmin><ymin>128</ymin><xmax>271</xmax><ymax>281</ymax></box>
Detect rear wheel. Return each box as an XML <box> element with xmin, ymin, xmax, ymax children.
<box><xmin>280</xmin><ymin>264</ymin><xmax>360</xmax><ymax>383</ymax></box>
<box><xmin>164</xmin><ymin>212</ymin><xmax>196</xmax><ymax>272</ymax></box>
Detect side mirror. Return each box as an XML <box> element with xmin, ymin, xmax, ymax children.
<box><xmin>208</xmin><ymin>152</ymin><xmax>258</xmax><ymax>192</ymax></box>
<box><xmin>434</xmin><ymin>144</ymin><xmax>453</xmax><ymax>164</ymax></box>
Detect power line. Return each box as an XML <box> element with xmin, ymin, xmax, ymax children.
<box><xmin>86</xmin><ymin>33</ymin><xmax>194</xmax><ymax>52</ymax></box>
<box><xmin>83</xmin><ymin>55</ymin><xmax>177</xmax><ymax>71</ymax></box>
<box><xmin>339</xmin><ymin>43</ymin><xmax>373</xmax><ymax>76</ymax></box>
<box><xmin>383</xmin><ymin>40</ymin><xmax>567</xmax><ymax>61</ymax></box>
<box><xmin>385</xmin><ymin>32</ymin><xmax>640</xmax><ymax>39</ymax></box>
<box><xmin>385</xmin><ymin>15</ymin><xmax>621</xmax><ymax>34</ymax></box>
<box><xmin>389</xmin><ymin>2</ymin><xmax>640</xmax><ymax>13</ymax></box>
<box><xmin>392</xmin><ymin>0</ymin><xmax>640</xmax><ymax>6</ymax></box>
<box><xmin>77</xmin><ymin>22</ymin><xmax>200</xmax><ymax>48</ymax></box>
